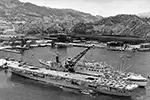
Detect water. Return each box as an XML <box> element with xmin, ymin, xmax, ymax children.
<box><xmin>0</xmin><ymin>47</ymin><xmax>150</xmax><ymax>100</ymax></box>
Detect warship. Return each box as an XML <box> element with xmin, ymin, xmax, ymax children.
<box><xmin>0</xmin><ymin>47</ymin><xmax>138</xmax><ymax>97</ymax></box>
<box><xmin>5</xmin><ymin>58</ymin><xmax>138</xmax><ymax>97</ymax></box>
<box><xmin>38</xmin><ymin>48</ymin><xmax>147</xmax><ymax>87</ymax></box>
<box><xmin>75</xmin><ymin>61</ymin><xmax>147</xmax><ymax>87</ymax></box>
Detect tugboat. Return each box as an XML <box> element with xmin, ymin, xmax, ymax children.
<box><xmin>6</xmin><ymin>56</ymin><xmax>138</xmax><ymax>97</ymax></box>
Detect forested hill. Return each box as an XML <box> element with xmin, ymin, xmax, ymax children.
<box><xmin>0</xmin><ymin>0</ymin><xmax>102</xmax><ymax>34</ymax></box>
<box><xmin>0</xmin><ymin>0</ymin><xmax>150</xmax><ymax>38</ymax></box>
<box><xmin>71</xmin><ymin>15</ymin><xmax>150</xmax><ymax>38</ymax></box>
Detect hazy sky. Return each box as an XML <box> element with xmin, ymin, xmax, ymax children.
<box><xmin>19</xmin><ymin>0</ymin><xmax>150</xmax><ymax>17</ymax></box>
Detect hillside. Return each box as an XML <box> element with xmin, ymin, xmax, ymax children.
<box><xmin>0</xmin><ymin>0</ymin><xmax>149</xmax><ymax>38</ymax></box>
<box><xmin>71</xmin><ymin>14</ymin><xmax>150</xmax><ymax>38</ymax></box>
<box><xmin>0</xmin><ymin>0</ymin><xmax>102</xmax><ymax>34</ymax></box>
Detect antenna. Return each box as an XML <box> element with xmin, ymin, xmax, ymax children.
<box><xmin>54</xmin><ymin>45</ymin><xmax>63</xmax><ymax>63</ymax></box>
<box><xmin>123</xmin><ymin>64</ymin><xmax>132</xmax><ymax>72</ymax></box>
<box><xmin>55</xmin><ymin>45</ymin><xmax>58</xmax><ymax>53</ymax></box>
<box><xmin>117</xmin><ymin>51</ymin><xmax>131</xmax><ymax>71</ymax></box>
<box><xmin>117</xmin><ymin>51</ymin><xmax>123</xmax><ymax>71</ymax></box>
<box><xmin>119</xmin><ymin>50</ymin><xmax>133</xmax><ymax>72</ymax></box>
<box><xmin>88</xmin><ymin>47</ymin><xmax>94</xmax><ymax>61</ymax></box>
<box><xmin>19</xmin><ymin>49</ymin><xmax>25</xmax><ymax>62</ymax></box>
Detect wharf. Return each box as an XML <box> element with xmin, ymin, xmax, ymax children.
<box><xmin>1</xmin><ymin>38</ymin><xmax>150</xmax><ymax>52</ymax></box>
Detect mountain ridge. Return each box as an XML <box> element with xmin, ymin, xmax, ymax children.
<box><xmin>71</xmin><ymin>14</ymin><xmax>150</xmax><ymax>38</ymax></box>
<box><xmin>0</xmin><ymin>0</ymin><xmax>103</xmax><ymax>34</ymax></box>
<box><xmin>0</xmin><ymin>0</ymin><xmax>149</xmax><ymax>38</ymax></box>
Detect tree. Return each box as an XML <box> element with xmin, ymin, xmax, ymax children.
<box><xmin>71</xmin><ymin>22</ymin><xmax>94</xmax><ymax>34</ymax></box>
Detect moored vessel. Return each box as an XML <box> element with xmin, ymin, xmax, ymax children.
<box><xmin>38</xmin><ymin>47</ymin><xmax>147</xmax><ymax>87</ymax></box>
<box><xmin>75</xmin><ymin>61</ymin><xmax>148</xmax><ymax>87</ymax></box>
<box><xmin>6</xmin><ymin>59</ymin><xmax>138</xmax><ymax>97</ymax></box>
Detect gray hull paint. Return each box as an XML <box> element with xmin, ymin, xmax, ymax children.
<box><xmin>10</xmin><ymin>68</ymin><xmax>132</xmax><ymax>97</ymax></box>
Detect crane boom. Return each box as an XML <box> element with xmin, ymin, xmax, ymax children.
<box><xmin>66</xmin><ymin>47</ymin><xmax>91</xmax><ymax>67</ymax></box>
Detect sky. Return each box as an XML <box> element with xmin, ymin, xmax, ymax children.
<box><xmin>19</xmin><ymin>0</ymin><xmax>150</xmax><ymax>17</ymax></box>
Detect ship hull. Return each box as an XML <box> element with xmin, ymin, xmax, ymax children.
<box><xmin>9</xmin><ymin>66</ymin><xmax>133</xmax><ymax>97</ymax></box>
<box><xmin>39</xmin><ymin>59</ymin><xmax>147</xmax><ymax>87</ymax></box>
<box><xmin>11</xmin><ymin>68</ymin><xmax>83</xmax><ymax>90</ymax></box>
<box><xmin>75</xmin><ymin>63</ymin><xmax>147</xmax><ymax>87</ymax></box>
<box><xmin>76</xmin><ymin>69</ymin><xmax>147</xmax><ymax>87</ymax></box>
<box><xmin>131</xmin><ymin>81</ymin><xmax>147</xmax><ymax>87</ymax></box>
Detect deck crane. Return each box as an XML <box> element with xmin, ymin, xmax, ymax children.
<box><xmin>39</xmin><ymin>46</ymin><xmax>93</xmax><ymax>72</ymax></box>
<box><xmin>64</xmin><ymin>47</ymin><xmax>91</xmax><ymax>72</ymax></box>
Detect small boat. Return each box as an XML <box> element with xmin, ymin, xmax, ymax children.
<box><xmin>80</xmin><ymin>89</ymin><xmax>94</xmax><ymax>94</ymax></box>
<box><xmin>0</xmin><ymin>58</ymin><xmax>7</xmax><ymax>68</ymax></box>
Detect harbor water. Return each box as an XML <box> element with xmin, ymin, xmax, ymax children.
<box><xmin>0</xmin><ymin>47</ymin><xmax>150</xmax><ymax>100</ymax></box>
